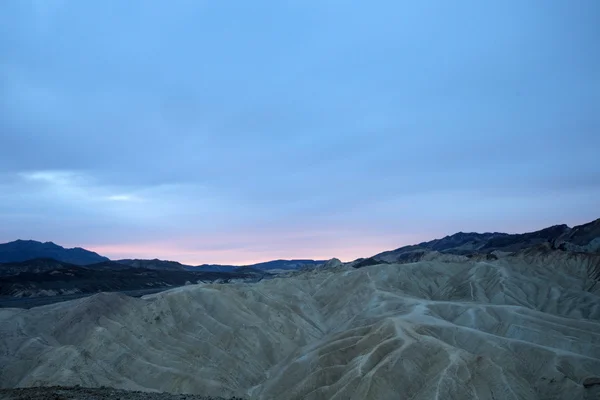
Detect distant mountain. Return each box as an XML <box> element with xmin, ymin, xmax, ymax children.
<box><xmin>478</xmin><ymin>224</ymin><xmax>571</xmax><ymax>252</ymax></box>
<box><xmin>192</xmin><ymin>264</ymin><xmax>238</xmax><ymax>273</ymax></box>
<box><xmin>373</xmin><ymin>218</ymin><xmax>600</xmax><ymax>264</ymax></box>
<box><xmin>193</xmin><ymin>259</ymin><xmax>325</xmax><ymax>272</ymax></box>
<box><xmin>420</xmin><ymin>231</ymin><xmax>509</xmax><ymax>252</ymax></box>
<box><xmin>554</xmin><ymin>218</ymin><xmax>600</xmax><ymax>253</ymax></box>
<box><xmin>116</xmin><ymin>259</ymin><xmax>189</xmax><ymax>271</ymax></box>
<box><xmin>0</xmin><ymin>240</ymin><xmax>325</xmax><ymax>273</ymax></box>
<box><xmin>244</xmin><ymin>259</ymin><xmax>325</xmax><ymax>271</ymax></box>
<box><xmin>0</xmin><ymin>240</ymin><xmax>109</xmax><ymax>265</ymax></box>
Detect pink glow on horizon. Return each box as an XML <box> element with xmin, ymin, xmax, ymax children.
<box><xmin>75</xmin><ymin>216</ymin><xmax>594</xmax><ymax>265</ymax></box>
<box><xmin>83</xmin><ymin>232</ymin><xmax>431</xmax><ymax>265</ymax></box>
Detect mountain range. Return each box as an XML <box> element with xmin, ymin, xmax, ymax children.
<box><xmin>1</xmin><ymin>218</ymin><xmax>598</xmax><ymax>302</ymax></box>
<box><xmin>0</xmin><ymin>242</ymin><xmax>324</xmax><ymax>301</ymax></box>
<box><xmin>371</xmin><ymin>218</ymin><xmax>600</xmax><ymax>264</ymax></box>
<box><xmin>3</xmin><ymin>217</ymin><xmax>598</xmax><ymax>272</ymax></box>
<box><xmin>0</xmin><ymin>240</ymin><xmax>325</xmax><ymax>272</ymax></box>
<box><xmin>0</xmin><ymin>239</ymin><xmax>109</xmax><ymax>265</ymax></box>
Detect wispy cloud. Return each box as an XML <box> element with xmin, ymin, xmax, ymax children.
<box><xmin>18</xmin><ymin>169</ymin><xmax>149</xmax><ymax>208</ymax></box>
<box><xmin>20</xmin><ymin>170</ymin><xmax>81</xmax><ymax>185</ymax></box>
<box><xmin>12</xmin><ymin>170</ymin><xmax>243</xmax><ymax>227</ymax></box>
<box><xmin>20</xmin><ymin>170</ymin><xmax>144</xmax><ymax>200</ymax></box>
<box><xmin>106</xmin><ymin>194</ymin><xmax>143</xmax><ymax>202</ymax></box>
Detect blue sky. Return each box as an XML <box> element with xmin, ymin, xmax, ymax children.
<box><xmin>1</xmin><ymin>0</ymin><xmax>599</xmax><ymax>264</ymax></box>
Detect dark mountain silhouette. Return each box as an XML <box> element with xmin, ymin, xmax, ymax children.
<box><xmin>374</xmin><ymin>218</ymin><xmax>599</xmax><ymax>263</ymax></box>
<box><xmin>245</xmin><ymin>259</ymin><xmax>325</xmax><ymax>270</ymax></box>
<box><xmin>3</xmin><ymin>218</ymin><xmax>598</xmax><ymax>303</ymax></box>
<box><xmin>193</xmin><ymin>259</ymin><xmax>325</xmax><ymax>272</ymax></box>
<box><xmin>116</xmin><ymin>259</ymin><xmax>189</xmax><ymax>271</ymax></box>
<box><xmin>192</xmin><ymin>264</ymin><xmax>238</xmax><ymax>273</ymax></box>
<box><xmin>0</xmin><ymin>241</ymin><xmax>324</xmax><ymax>277</ymax></box>
<box><xmin>0</xmin><ymin>240</ymin><xmax>109</xmax><ymax>265</ymax></box>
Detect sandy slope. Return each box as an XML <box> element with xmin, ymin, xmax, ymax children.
<box><xmin>1</xmin><ymin>250</ymin><xmax>600</xmax><ymax>399</ymax></box>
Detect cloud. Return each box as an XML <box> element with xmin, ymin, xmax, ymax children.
<box><xmin>21</xmin><ymin>170</ymin><xmax>71</xmax><ymax>182</ymax></box>
<box><xmin>10</xmin><ymin>169</ymin><xmax>252</xmax><ymax>231</ymax></box>
<box><xmin>16</xmin><ymin>170</ymin><xmax>156</xmax><ymax>217</ymax></box>
<box><xmin>106</xmin><ymin>194</ymin><xmax>143</xmax><ymax>202</ymax></box>
<box><xmin>20</xmin><ymin>170</ymin><xmax>121</xmax><ymax>201</ymax></box>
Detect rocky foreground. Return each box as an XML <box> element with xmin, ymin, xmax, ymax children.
<box><xmin>0</xmin><ymin>386</ymin><xmax>244</xmax><ymax>400</ymax></box>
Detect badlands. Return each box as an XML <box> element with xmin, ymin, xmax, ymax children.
<box><xmin>1</xmin><ymin>240</ymin><xmax>600</xmax><ymax>399</ymax></box>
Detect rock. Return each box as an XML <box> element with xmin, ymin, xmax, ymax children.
<box><xmin>583</xmin><ymin>377</ymin><xmax>600</xmax><ymax>388</ymax></box>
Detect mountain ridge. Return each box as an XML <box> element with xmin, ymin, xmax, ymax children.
<box><xmin>0</xmin><ymin>240</ymin><xmax>325</xmax><ymax>272</ymax></box>
<box><xmin>373</xmin><ymin>219</ymin><xmax>600</xmax><ymax>264</ymax></box>
<box><xmin>0</xmin><ymin>240</ymin><xmax>109</xmax><ymax>265</ymax></box>
<box><xmin>2</xmin><ymin>218</ymin><xmax>598</xmax><ymax>273</ymax></box>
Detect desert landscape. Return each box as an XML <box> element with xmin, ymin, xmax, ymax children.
<box><xmin>2</xmin><ymin>2</ymin><xmax>598</xmax><ymax>398</ymax></box>
<box><xmin>1</xmin><ymin>220</ymin><xmax>599</xmax><ymax>399</ymax></box>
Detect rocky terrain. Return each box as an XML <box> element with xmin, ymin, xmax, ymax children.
<box><xmin>1</xmin><ymin>219</ymin><xmax>599</xmax><ymax>399</ymax></box>
<box><xmin>0</xmin><ymin>386</ymin><xmax>244</xmax><ymax>400</ymax></box>
<box><xmin>1</xmin><ymin>250</ymin><xmax>599</xmax><ymax>397</ymax></box>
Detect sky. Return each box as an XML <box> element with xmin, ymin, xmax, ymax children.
<box><xmin>1</xmin><ymin>0</ymin><xmax>599</xmax><ymax>265</ymax></box>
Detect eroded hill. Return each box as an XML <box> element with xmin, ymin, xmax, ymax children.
<box><xmin>1</xmin><ymin>247</ymin><xmax>599</xmax><ymax>399</ymax></box>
